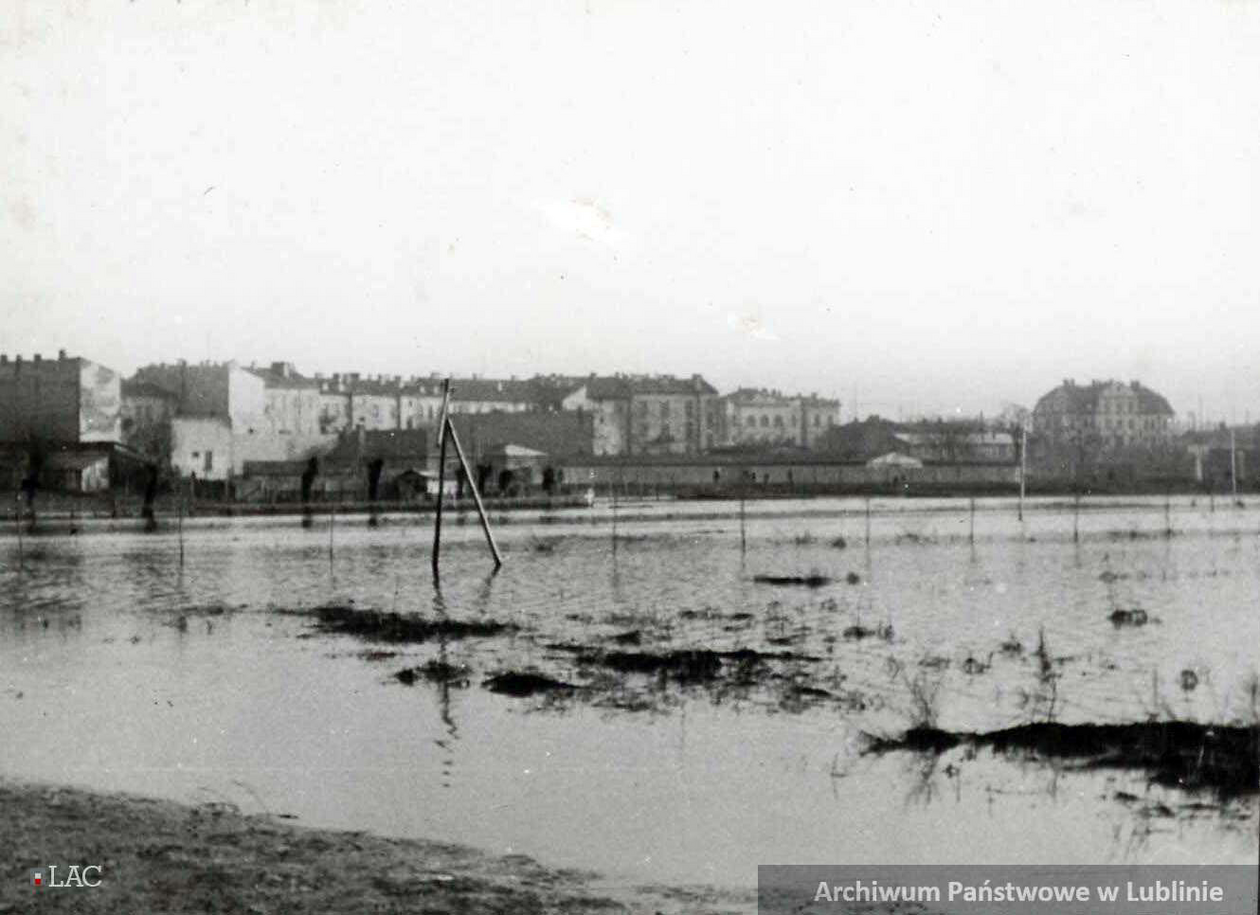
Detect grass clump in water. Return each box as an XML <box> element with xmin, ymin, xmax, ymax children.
<box><xmin>303</xmin><ymin>605</ymin><xmax>516</xmax><ymax>644</ymax></box>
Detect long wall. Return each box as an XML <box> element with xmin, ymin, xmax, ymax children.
<box><xmin>558</xmin><ymin>458</ymin><xmax>1019</xmax><ymax>489</ymax></box>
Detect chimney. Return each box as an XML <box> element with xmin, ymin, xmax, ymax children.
<box><xmin>58</xmin><ymin>348</ymin><xmax>67</xmax><ymax>361</ymax></box>
<box><xmin>33</xmin><ymin>353</ymin><xmax>41</xmax><ymax>363</ymax></box>
<box><xmin>0</xmin><ymin>354</ymin><xmax>6</xmax><ymax>365</ymax></box>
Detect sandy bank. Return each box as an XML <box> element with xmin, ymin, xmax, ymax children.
<box><xmin>0</xmin><ymin>779</ymin><xmax>753</xmax><ymax>914</ymax></box>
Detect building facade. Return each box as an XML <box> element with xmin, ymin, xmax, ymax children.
<box><xmin>720</xmin><ymin>389</ymin><xmax>842</xmax><ymax>448</ymax></box>
<box><xmin>0</xmin><ymin>350</ymin><xmax>122</xmax><ymax>445</ymax></box>
<box><xmin>561</xmin><ymin>374</ymin><xmax>720</xmax><ymax>456</ymax></box>
<box><xmin>1032</xmin><ymin>379</ymin><xmax>1175</xmax><ymax>449</ymax></box>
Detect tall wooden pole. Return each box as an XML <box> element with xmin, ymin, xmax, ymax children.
<box><xmin>865</xmin><ymin>497</ymin><xmax>871</xmax><ymax>547</ymax></box>
<box><xmin>432</xmin><ymin>380</ymin><xmax>452</xmax><ymax>578</ymax></box>
<box><xmin>969</xmin><ymin>497</ymin><xmax>975</xmax><ymax>545</ymax></box>
<box><xmin>444</xmin><ymin>417</ymin><xmax>502</xmax><ymax>569</ymax></box>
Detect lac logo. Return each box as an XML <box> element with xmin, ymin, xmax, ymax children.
<box><xmin>28</xmin><ymin>865</ymin><xmax>102</xmax><ymax>888</ymax></box>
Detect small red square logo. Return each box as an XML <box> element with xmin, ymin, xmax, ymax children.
<box><xmin>31</xmin><ymin>869</ymin><xmax>44</xmax><ymax>887</ymax></box>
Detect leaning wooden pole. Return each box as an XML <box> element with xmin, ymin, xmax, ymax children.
<box><xmin>444</xmin><ymin>417</ymin><xmax>503</xmax><ymax>569</ymax></box>
<box><xmin>432</xmin><ymin>380</ymin><xmax>452</xmax><ymax>578</ymax></box>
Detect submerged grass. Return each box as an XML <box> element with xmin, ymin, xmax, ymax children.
<box><xmin>753</xmin><ymin>574</ymin><xmax>831</xmax><ymax>588</ymax></box>
<box><xmin>298</xmin><ymin>605</ymin><xmax>517</xmax><ymax>644</ymax></box>
<box><xmin>866</xmin><ymin>720</ymin><xmax>1260</xmax><ymax>798</ymax></box>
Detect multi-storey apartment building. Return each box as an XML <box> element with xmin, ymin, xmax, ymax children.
<box><xmin>0</xmin><ymin>350</ymin><xmax>122</xmax><ymax>445</ymax></box>
<box><xmin>561</xmin><ymin>374</ymin><xmax>720</xmax><ymax>455</ymax></box>
<box><xmin>1032</xmin><ymin>379</ymin><xmax>1175</xmax><ymax>449</ymax></box>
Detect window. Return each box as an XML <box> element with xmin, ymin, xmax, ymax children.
<box><xmin>660</xmin><ymin>401</ymin><xmax>670</xmax><ymax>418</ymax></box>
<box><xmin>760</xmin><ymin>415</ymin><xmax>769</xmax><ymax>428</ymax></box>
<box><xmin>204</xmin><ymin>451</ymin><xmax>214</xmax><ymax>472</ymax></box>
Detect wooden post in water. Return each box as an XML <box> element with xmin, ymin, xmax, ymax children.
<box><xmin>1018</xmin><ymin>425</ymin><xmax>1027</xmax><ymax>522</ymax></box>
<box><xmin>1230</xmin><ymin>428</ymin><xmax>1239</xmax><ymax>505</ymax></box>
<box><xmin>432</xmin><ymin>381</ymin><xmax>452</xmax><ymax>578</ymax></box>
<box><xmin>611</xmin><ymin>471</ymin><xmax>619</xmax><ymax>553</ymax></box>
<box><xmin>1164</xmin><ymin>488</ymin><xmax>1172</xmax><ymax>537</ymax></box>
<box><xmin>1073</xmin><ymin>492</ymin><xmax>1080</xmax><ymax>544</ymax></box>
<box><xmin>865</xmin><ymin>497</ymin><xmax>872</xmax><ymax>547</ymax></box>
<box><xmin>969</xmin><ymin>497</ymin><xmax>975</xmax><ymax>545</ymax></box>
<box><xmin>177</xmin><ymin>480</ymin><xmax>185</xmax><ymax>567</ymax></box>
<box><xmin>15</xmin><ymin>498</ymin><xmax>23</xmax><ymax>571</ymax></box>
<box><xmin>739</xmin><ymin>479</ymin><xmax>746</xmax><ymax>554</ymax></box>
<box><xmin>329</xmin><ymin>499</ymin><xmax>336</xmax><ymax>563</ymax></box>
<box><xmin>443</xmin><ymin>417</ymin><xmax>502</xmax><ymax>570</ymax></box>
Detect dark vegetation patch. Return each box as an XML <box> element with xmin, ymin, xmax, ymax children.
<box><xmin>294</xmin><ymin>605</ymin><xmax>516</xmax><ymax>644</ymax></box>
<box><xmin>395</xmin><ymin>660</ymin><xmax>472</xmax><ymax>686</ymax></box>
<box><xmin>1108</xmin><ymin>608</ymin><xmax>1149</xmax><ymax>627</ymax></box>
<box><xmin>483</xmin><ymin>671</ymin><xmax>582</xmax><ymax>697</ymax></box>
<box><xmin>843</xmin><ymin>621</ymin><xmax>893</xmax><ymax>641</ymax></box>
<box><xmin>866</xmin><ymin>721</ymin><xmax>1260</xmax><ymax>798</ymax></box>
<box><xmin>753</xmin><ymin>574</ymin><xmax>831</xmax><ymax>588</ymax></box>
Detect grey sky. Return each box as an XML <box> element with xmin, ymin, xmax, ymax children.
<box><xmin>4</xmin><ymin>1</ymin><xmax>1257</xmax><ymax>423</ymax></box>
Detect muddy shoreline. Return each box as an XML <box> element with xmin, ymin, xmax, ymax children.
<box><xmin>0</xmin><ymin>779</ymin><xmax>754</xmax><ymax>914</ymax></box>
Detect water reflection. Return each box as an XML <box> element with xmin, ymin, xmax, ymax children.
<box><xmin>1</xmin><ymin>500</ymin><xmax>1256</xmax><ymax>885</ymax></box>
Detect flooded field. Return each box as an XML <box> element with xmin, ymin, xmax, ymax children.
<box><xmin>2</xmin><ymin>496</ymin><xmax>1257</xmax><ymax>891</ymax></box>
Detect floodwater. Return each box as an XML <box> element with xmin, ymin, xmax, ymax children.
<box><xmin>2</xmin><ymin>497</ymin><xmax>1257</xmax><ymax>892</ymax></box>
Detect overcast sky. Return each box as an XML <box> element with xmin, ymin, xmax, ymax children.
<box><xmin>4</xmin><ymin>1</ymin><xmax>1258</xmax><ymax>422</ymax></box>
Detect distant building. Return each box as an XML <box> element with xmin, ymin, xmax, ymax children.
<box><xmin>447</xmin><ymin>377</ymin><xmax>535</xmax><ymax>415</ymax></box>
<box><xmin>247</xmin><ymin>362</ymin><xmax>323</xmax><ymax>437</ymax></box>
<box><xmin>312</xmin><ymin>374</ymin><xmax>533</xmax><ymax>435</ymax></box>
<box><xmin>815</xmin><ymin>416</ymin><xmax>1015</xmax><ymax>464</ymax></box>
<box><xmin>720</xmin><ymin>388</ymin><xmax>841</xmax><ymax>449</ymax></box>
<box><xmin>561</xmin><ymin>374</ymin><xmax>720</xmax><ymax>455</ymax></box>
<box><xmin>134</xmin><ymin>360</ymin><xmax>334</xmax><ymax>478</ymax></box>
<box><xmin>447</xmin><ymin>411</ymin><xmax>595</xmax><ymax>460</ymax></box>
<box><xmin>1032</xmin><ymin>379</ymin><xmax>1174</xmax><ymax>450</ymax></box>
<box><xmin>121</xmin><ymin>379</ymin><xmax>179</xmax><ymax>465</ymax></box>
<box><xmin>0</xmin><ymin>350</ymin><xmax>122</xmax><ymax>445</ymax></box>
<box><xmin>121</xmin><ymin>379</ymin><xmax>179</xmax><ymax>430</ymax></box>
<box><xmin>1184</xmin><ymin>425</ymin><xmax>1254</xmax><ymax>488</ymax></box>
